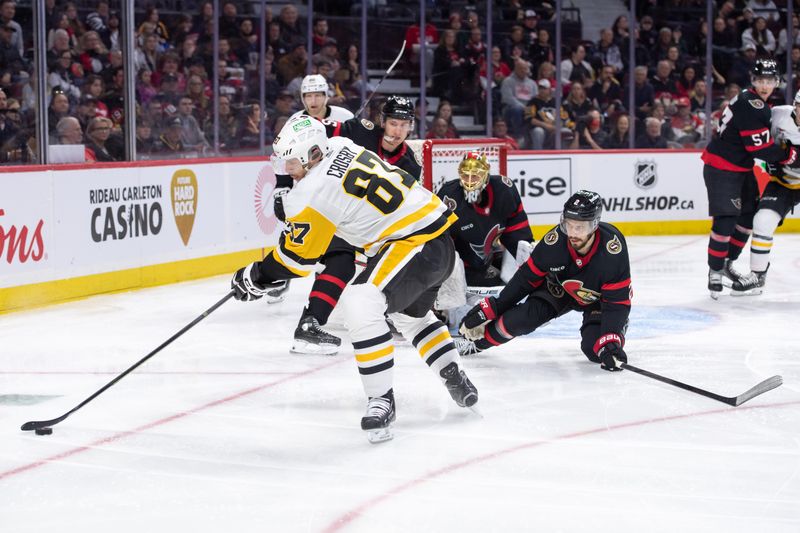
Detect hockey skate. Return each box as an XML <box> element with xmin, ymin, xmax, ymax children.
<box><xmin>439</xmin><ymin>362</ymin><xmax>479</xmax><ymax>408</ymax></box>
<box><xmin>708</xmin><ymin>269</ymin><xmax>724</xmax><ymax>299</ymax></box>
<box><xmin>454</xmin><ymin>336</ymin><xmax>483</xmax><ymax>356</ymax></box>
<box><xmin>291</xmin><ymin>309</ymin><xmax>341</xmax><ymax>355</ymax></box>
<box><xmin>731</xmin><ymin>267</ymin><xmax>768</xmax><ymax>296</ymax></box>
<box><xmin>266</xmin><ymin>279</ymin><xmax>290</xmax><ymax>304</ymax></box>
<box><xmin>361</xmin><ymin>390</ymin><xmax>396</xmax><ymax>444</ymax></box>
<box><xmin>709</xmin><ymin>259</ymin><xmax>745</xmax><ymax>299</ymax></box>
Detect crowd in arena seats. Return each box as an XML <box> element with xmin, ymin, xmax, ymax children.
<box><xmin>0</xmin><ymin>0</ymin><xmax>798</xmax><ymax>164</ymax></box>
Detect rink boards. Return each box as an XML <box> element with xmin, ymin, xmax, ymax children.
<box><xmin>1</xmin><ymin>151</ymin><xmax>797</xmax><ymax>311</ymax></box>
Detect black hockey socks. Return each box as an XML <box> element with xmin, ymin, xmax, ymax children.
<box><xmin>708</xmin><ymin>215</ymin><xmax>737</xmax><ymax>271</ymax></box>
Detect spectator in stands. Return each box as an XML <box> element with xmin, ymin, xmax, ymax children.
<box><xmin>665</xmin><ymin>46</ymin><xmax>685</xmax><ymax>75</ymax></box>
<box><xmin>651</xmin><ymin>60</ymin><xmax>677</xmax><ymax>100</ymax></box>
<box><xmin>603</xmin><ymin>114</ymin><xmax>630</xmax><ymax>149</ymax></box>
<box><xmin>47</xmin><ymin>27</ymin><xmax>72</xmax><ymax>64</ymax></box>
<box><xmin>571</xmin><ymin>108</ymin><xmax>608</xmax><ymax>150</ymax></box>
<box><xmin>537</xmin><ymin>61</ymin><xmax>556</xmax><ymax>88</ymax></box>
<box><xmin>560</xmin><ymin>44</ymin><xmax>594</xmax><ymax>86</ymax></box>
<box><xmin>404</xmin><ymin>12</ymin><xmax>438</xmax><ymax>78</ymax></box>
<box><xmin>527</xmin><ymin>78</ymin><xmax>558</xmax><ymax>150</ymax></box>
<box><xmin>78</xmin><ymin>31</ymin><xmax>108</xmax><ymax>75</ymax></box>
<box><xmin>670</xmin><ymin>96</ymin><xmax>703</xmax><ymax>146</ymax></box>
<box><xmin>313</xmin><ymin>39</ymin><xmax>341</xmax><ymax>76</ymax></box>
<box><xmin>47</xmin><ymin>89</ymin><xmax>70</xmax><ymax>135</ymax></box>
<box><xmin>521</xmin><ymin>10</ymin><xmax>539</xmax><ymax>46</ymax></box>
<box><xmin>653</xmin><ymin>27</ymin><xmax>674</xmax><ymax>66</ymax></box>
<box><xmin>691</xmin><ymin>78</ymin><xmax>708</xmax><ymax>112</ymax></box>
<box><xmin>712</xmin><ymin>16</ymin><xmax>738</xmax><ymax>52</ymax></box>
<box><xmin>0</xmin><ymin>87</ymin><xmax>15</xmax><ymax>143</ymax></box>
<box><xmin>636</xmin><ymin>116</ymin><xmax>668</xmax><ymax>149</ymax></box>
<box><xmin>138</xmin><ymin>6</ymin><xmax>169</xmax><ymax>48</ymax></box>
<box><xmin>312</xmin><ymin>18</ymin><xmax>329</xmax><ymax>54</ymax></box>
<box><xmin>501</xmin><ymin>25</ymin><xmax>528</xmax><ymax>64</ymax></box>
<box><xmin>48</xmin><ymin>48</ymin><xmax>81</xmax><ymax>101</ymax></box>
<box><xmin>269</xmin><ymin>89</ymin><xmax>297</xmax><ymax>125</ymax></box>
<box><xmin>0</xmin><ymin>21</ymin><xmax>25</xmax><ymax>77</ymax></box>
<box><xmin>426</xmin><ymin>117</ymin><xmax>457</xmax><ymax>139</ymax></box>
<box><xmin>741</xmin><ymin>17</ymin><xmax>776</xmax><ymax>55</ymax></box>
<box><xmin>268</xmin><ymin>21</ymin><xmax>288</xmax><ymax>59</ymax></box>
<box><xmin>177</xmin><ymin>96</ymin><xmax>209</xmax><ymax>151</ymax></box>
<box><xmin>192</xmin><ymin>1</ymin><xmax>214</xmax><ymax>37</ymax></box>
<box><xmin>82</xmin><ymin>75</ymin><xmax>108</xmax><ymax>118</ymax></box>
<box><xmin>777</xmin><ymin>15</ymin><xmax>800</xmax><ymax>59</ymax></box>
<box><xmin>564</xmin><ymin>82</ymin><xmax>592</xmax><ymax>120</ymax></box>
<box><xmin>55</xmin><ymin>115</ymin><xmax>83</xmax><ymax>145</ymax></box>
<box><xmin>170</xmin><ymin>14</ymin><xmax>193</xmax><ymax>49</ymax></box>
<box><xmin>136</xmin><ymin>119</ymin><xmax>155</xmax><ymax>156</ymax></box>
<box><xmin>234</xmin><ymin>100</ymin><xmax>270</xmax><ymax>150</ymax></box>
<box><xmin>85</xmin><ymin>116</ymin><xmax>115</xmax><ymax>162</ymax></box>
<box><xmin>186</xmin><ymin>74</ymin><xmax>211</xmax><ymax>124</ymax></box>
<box><xmin>746</xmin><ymin>0</ymin><xmax>780</xmax><ymax>23</ymax></box>
<box><xmin>588</xmin><ymin>64</ymin><xmax>622</xmax><ymax>115</ymax></box>
<box><xmin>157</xmin><ymin>73</ymin><xmax>181</xmax><ymax>107</ymax></box>
<box><xmin>501</xmin><ymin>58</ymin><xmax>536</xmax><ymax>139</ymax></box>
<box><xmin>433</xmin><ymin>29</ymin><xmax>465</xmax><ymax>102</ymax></box>
<box><xmin>75</xmin><ymin>95</ymin><xmax>100</xmax><ymax>130</ymax></box>
<box><xmin>492</xmin><ymin>117</ymin><xmax>518</xmax><ymax>149</ymax></box>
<box><xmin>218</xmin><ymin>2</ymin><xmax>239</xmax><ymax>40</ymax></box>
<box><xmin>203</xmin><ymin>93</ymin><xmax>236</xmax><ymax>149</ymax></box>
<box><xmin>0</xmin><ymin>0</ymin><xmax>22</xmax><ymax>58</ymax></box>
<box><xmin>136</xmin><ymin>68</ymin><xmax>157</xmax><ymax>106</ymax></box>
<box><xmin>135</xmin><ymin>32</ymin><xmax>160</xmax><ymax>73</ymax></box>
<box><xmin>626</xmin><ymin>65</ymin><xmax>655</xmax><ymax>120</ymax></box>
<box><xmin>85</xmin><ymin>1</ymin><xmax>110</xmax><ymax>48</ymax></box>
<box><xmin>278</xmin><ymin>3</ymin><xmax>304</xmax><ymax>48</ymax></box>
<box><xmin>529</xmin><ymin>29</ymin><xmax>553</xmax><ymax>73</ymax></box>
<box><xmin>153</xmin><ymin>53</ymin><xmax>185</xmax><ymax>92</ymax></box>
<box><xmin>152</xmin><ymin>116</ymin><xmax>187</xmax><ymax>156</ymax></box>
<box><xmin>64</xmin><ymin>2</ymin><xmax>86</xmax><ymax>39</ymax></box>
<box><xmin>218</xmin><ymin>38</ymin><xmax>242</xmax><ymax>70</ymax></box>
<box><xmin>433</xmin><ymin>100</ymin><xmax>460</xmax><ymax>139</ymax></box>
<box><xmin>611</xmin><ymin>15</ymin><xmax>630</xmax><ymax>48</ymax></box>
<box><xmin>234</xmin><ymin>19</ymin><xmax>260</xmax><ymax>71</ymax></box>
<box><xmin>595</xmin><ymin>29</ymin><xmax>623</xmax><ymax>75</ymax></box>
<box><xmin>277</xmin><ymin>42</ymin><xmax>306</xmax><ymax>86</ymax></box>
<box><xmin>729</xmin><ymin>43</ymin><xmax>758</xmax><ymax>88</ymax></box>
<box><xmin>675</xmin><ymin>66</ymin><xmax>697</xmax><ymax>99</ymax></box>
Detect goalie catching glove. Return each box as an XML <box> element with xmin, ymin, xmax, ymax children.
<box><xmin>458</xmin><ymin>296</ymin><xmax>499</xmax><ymax>340</ymax></box>
<box><xmin>594</xmin><ymin>333</ymin><xmax>627</xmax><ymax>372</ymax></box>
<box><xmin>231</xmin><ymin>262</ymin><xmax>285</xmax><ymax>301</ymax></box>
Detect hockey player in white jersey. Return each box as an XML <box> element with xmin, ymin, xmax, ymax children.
<box><xmin>289</xmin><ymin>74</ymin><xmax>354</xmax><ymax>123</ymax></box>
<box><xmin>736</xmin><ymin>89</ymin><xmax>800</xmax><ymax>295</ymax></box>
<box><xmin>230</xmin><ymin>115</ymin><xmax>478</xmax><ymax>442</ymax></box>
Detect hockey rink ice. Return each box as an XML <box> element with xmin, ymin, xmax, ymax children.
<box><xmin>2</xmin><ymin>234</ymin><xmax>799</xmax><ymax>532</ymax></box>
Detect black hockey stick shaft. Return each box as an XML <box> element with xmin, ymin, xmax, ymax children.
<box><xmin>622</xmin><ymin>363</ymin><xmax>782</xmax><ymax>407</ymax></box>
<box><xmin>355</xmin><ymin>40</ymin><xmax>407</xmax><ymax>118</ymax></box>
<box><xmin>20</xmin><ymin>291</ymin><xmax>236</xmax><ymax>431</ymax></box>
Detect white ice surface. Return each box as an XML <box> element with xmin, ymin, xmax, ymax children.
<box><xmin>1</xmin><ymin>235</ymin><xmax>799</xmax><ymax>533</ymax></box>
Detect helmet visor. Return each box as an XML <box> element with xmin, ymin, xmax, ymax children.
<box><xmin>559</xmin><ymin>216</ymin><xmax>596</xmax><ymax>237</ymax></box>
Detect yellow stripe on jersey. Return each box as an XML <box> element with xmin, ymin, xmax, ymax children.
<box><xmin>751</xmin><ymin>238</ymin><xmax>772</xmax><ymax>251</ymax></box>
<box><xmin>276</xmin><ymin>206</ymin><xmax>337</xmax><ymax>274</ymax></box>
<box><xmin>270</xmin><ymin>250</ymin><xmax>309</xmax><ymax>277</ymax></box>
<box><xmin>355</xmin><ymin>345</ymin><xmax>394</xmax><ymax>362</ymax></box>
<box><xmin>771</xmin><ymin>175</ymin><xmax>800</xmax><ymax>189</ymax></box>
<box><xmin>364</xmin><ymin>195</ymin><xmax>443</xmax><ymax>253</ymax></box>
<box><xmin>371</xmin><ymin>240</ymin><xmax>418</xmax><ymax>288</ymax></box>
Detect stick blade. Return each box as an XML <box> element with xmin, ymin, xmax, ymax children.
<box><xmin>21</xmin><ymin>417</ymin><xmax>64</xmax><ymax>432</ymax></box>
<box><xmin>734</xmin><ymin>375</ymin><xmax>783</xmax><ymax>407</ymax></box>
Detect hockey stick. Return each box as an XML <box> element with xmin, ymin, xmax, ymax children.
<box><xmin>354</xmin><ymin>40</ymin><xmax>407</xmax><ymax>118</ymax></box>
<box><xmin>622</xmin><ymin>363</ymin><xmax>783</xmax><ymax>407</ymax></box>
<box><xmin>20</xmin><ymin>291</ymin><xmax>236</xmax><ymax>432</ymax></box>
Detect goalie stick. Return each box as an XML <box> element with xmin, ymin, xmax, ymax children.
<box><xmin>622</xmin><ymin>363</ymin><xmax>783</xmax><ymax>407</ymax></box>
<box><xmin>354</xmin><ymin>40</ymin><xmax>407</xmax><ymax>118</ymax></box>
<box><xmin>20</xmin><ymin>291</ymin><xmax>236</xmax><ymax>432</ymax></box>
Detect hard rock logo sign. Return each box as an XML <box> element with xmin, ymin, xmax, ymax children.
<box><xmin>171</xmin><ymin>169</ymin><xmax>198</xmax><ymax>246</ymax></box>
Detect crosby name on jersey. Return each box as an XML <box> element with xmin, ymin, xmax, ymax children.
<box><xmin>266</xmin><ymin>137</ymin><xmax>456</xmax><ymax>279</ymax></box>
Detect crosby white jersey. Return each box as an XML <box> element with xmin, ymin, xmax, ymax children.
<box><xmin>290</xmin><ymin>105</ymin><xmax>354</xmax><ymax>123</ymax></box>
<box><xmin>273</xmin><ymin>137</ymin><xmax>456</xmax><ymax>276</ymax></box>
<box><xmin>770</xmin><ymin>105</ymin><xmax>800</xmax><ymax>188</ymax></box>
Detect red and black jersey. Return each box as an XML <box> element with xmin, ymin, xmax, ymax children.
<box><xmin>702</xmin><ymin>88</ymin><xmax>789</xmax><ymax>172</ymax></box>
<box><xmin>497</xmin><ymin>222</ymin><xmax>632</xmax><ymax>340</ymax></box>
<box><xmin>437</xmin><ymin>175</ymin><xmax>533</xmax><ymax>271</ymax></box>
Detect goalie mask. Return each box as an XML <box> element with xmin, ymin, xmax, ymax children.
<box><xmin>560</xmin><ymin>190</ymin><xmax>603</xmax><ymax>236</ymax></box>
<box><xmin>273</xmin><ymin>114</ymin><xmax>329</xmax><ymax>169</ymax></box>
<box><xmin>458</xmin><ymin>152</ymin><xmax>491</xmax><ymax>203</ymax></box>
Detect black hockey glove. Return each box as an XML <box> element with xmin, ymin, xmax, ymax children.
<box><xmin>595</xmin><ymin>333</ymin><xmax>627</xmax><ymax>372</ymax></box>
<box><xmin>780</xmin><ymin>146</ymin><xmax>800</xmax><ymax>169</ymax></box>
<box><xmin>461</xmin><ymin>296</ymin><xmax>499</xmax><ymax>330</ymax></box>
<box><xmin>273</xmin><ymin>187</ymin><xmax>290</xmax><ymax>222</ymax></box>
<box><xmin>231</xmin><ymin>262</ymin><xmax>271</xmax><ymax>301</ymax></box>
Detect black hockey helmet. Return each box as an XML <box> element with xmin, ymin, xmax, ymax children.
<box><xmin>751</xmin><ymin>58</ymin><xmax>780</xmax><ymax>81</ymax></box>
<box><xmin>561</xmin><ymin>190</ymin><xmax>602</xmax><ymax>233</ymax></box>
<box><xmin>381</xmin><ymin>96</ymin><xmax>415</xmax><ymax>124</ymax></box>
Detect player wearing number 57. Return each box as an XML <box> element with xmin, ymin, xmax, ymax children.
<box><xmin>230</xmin><ymin>115</ymin><xmax>478</xmax><ymax>443</ymax></box>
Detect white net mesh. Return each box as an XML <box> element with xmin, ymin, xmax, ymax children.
<box><xmin>406</xmin><ymin>139</ymin><xmax>509</xmax><ymax>193</ymax></box>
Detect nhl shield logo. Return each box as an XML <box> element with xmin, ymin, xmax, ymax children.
<box><xmin>634</xmin><ymin>160</ymin><xmax>657</xmax><ymax>189</ymax></box>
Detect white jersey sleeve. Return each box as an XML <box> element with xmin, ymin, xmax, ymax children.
<box><xmin>770</xmin><ymin>105</ymin><xmax>800</xmax><ymax>187</ymax></box>
<box><xmin>328</xmin><ymin>105</ymin><xmax>355</xmax><ymax>122</ymax></box>
<box><xmin>273</xmin><ymin>137</ymin><xmax>456</xmax><ymax>275</ymax></box>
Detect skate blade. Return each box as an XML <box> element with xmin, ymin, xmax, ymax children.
<box><xmin>366</xmin><ymin>427</ymin><xmax>393</xmax><ymax>444</ymax></box>
<box><xmin>467</xmin><ymin>404</ymin><xmax>484</xmax><ymax>418</ymax></box>
<box><xmin>266</xmin><ymin>295</ymin><xmax>285</xmax><ymax>304</ymax></box>
<box><xmin>731</xmin><ymin>288</ymin><xmax>764</xmax><ymax>297</ymax></box>
<box><xmin>290</xmin><ymin>340</ymin><xmax>339</xmax><ymax>355</ymax></box>
<box><xmin>709</xmin><ymin>290</ymin><xmax>721</xmax><ymax>300</ymax></box>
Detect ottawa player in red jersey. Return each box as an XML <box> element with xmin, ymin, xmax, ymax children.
<box><xmin>700</xmin><ymin>59</ymin><xmax>800</xmax><ymax>299</ymax></box>
<box><xmin>454</xmin><ymin>190</ymin><xmax>632</xmax><ymax>373</ymax></box>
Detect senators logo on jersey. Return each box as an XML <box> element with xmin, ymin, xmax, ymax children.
<box><xmin>562</xmin><ymin>279</ymin><xmax>601</xmax><ymax>305</ymax></box>
<box><xmin>469</xmin><ymin>223</ymin><xmax>503</xmax><ymax>263</ymax></box>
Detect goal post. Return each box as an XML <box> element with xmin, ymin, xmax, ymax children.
<box><xmin>406</xmin><ymin>138</ymin><xmax>510</xmax><ymax>193</ymax></box>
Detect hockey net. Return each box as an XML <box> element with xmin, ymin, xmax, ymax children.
<box><xmin>406</xmin><ymin>138</ymin><xmax>510</xmax><ymax>193</ymax></box>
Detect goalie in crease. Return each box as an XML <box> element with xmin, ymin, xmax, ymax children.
<box><xmin>434</xmin><ymin>152</ymin><xmax>534</xmax><ymax>332</ymax></box>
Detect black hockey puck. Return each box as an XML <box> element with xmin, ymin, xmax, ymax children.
<box><xmin>34</xmin><ymin>427</ymin><xmax>53</xmax><ymax>436</ymax></box>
